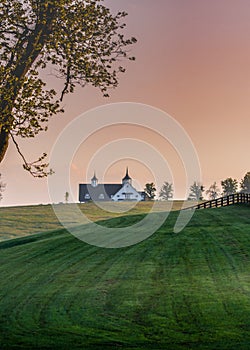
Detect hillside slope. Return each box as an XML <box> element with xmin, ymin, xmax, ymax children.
<box><xmin>0</xmin><ymin>205</ymin><xmax>250</xmax><ymax>349</ymax></box>
<box><xmin>0</xmin><ymin>201</ymin><xmax>189</xmax><ymax>241</ymax></box>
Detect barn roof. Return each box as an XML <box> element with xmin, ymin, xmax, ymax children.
<box><xmin>79</xmin><ymin>183</ymin><xmax>122</xmax><ymax>202</ymax></box>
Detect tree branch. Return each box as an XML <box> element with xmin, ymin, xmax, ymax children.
<box><xmin>10</xmin><ymin>133</ymin><xmax>53</xmax><ymax>177</ymax></box>
<box><xmin>60</xmin><ymin>63</ymin><xmax>71</xmax><ymax>101</ymax></box>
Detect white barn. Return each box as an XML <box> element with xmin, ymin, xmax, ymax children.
<box><xmin>112</xmin><ymin>169</ymin><xmax>144</xmax><ymax>201</ymax></box>
<box><xmin>79</xmin><ymin>168</ymin><xmax>146</xmax><ymax>202</ymax></box>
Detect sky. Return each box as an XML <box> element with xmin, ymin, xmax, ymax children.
<box><xmin>1</xmin><ymin>0</ymin><xmax>250</xmax><ymax>206</ymax></box>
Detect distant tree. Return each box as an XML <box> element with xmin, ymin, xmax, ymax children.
<box><xmin>206</xmin><ymin>182</ymin><xmax>220</xmax><ymax>200</ymax></box>
<box><xmin>221</xmin><ymin>178</ymin><xmax>238</xmax><ymax>196</ymax></box>
<box><xmin>240</xmin><ymin>172</ymin><xmax>250</xmax><ymax>193</ymax></box>
<box><xmin>188</xmin><ymin>181</ymin><xmax>204</xmax><ymax>200</ymax></box>
<box><xmin>0</xmin><ymin>174</ymin><xmax>6</xmax><ymax>201</ymax></box>
<box><xmin>65</xmin><ymin>191</ymin><xmax>69</xmax><ymax>204</ymax></box>
<box><xmin>159</xmin><ymin>182</ymin><xmax>173</xmax><ymax>200</ymax></box>
<box><xmin>0</xmin><ymin>0</ymin><xmax>136</xmax><ymax>176</ymax></box>
<box><xmin>144</xmin><ymin>183</ymin><xmax>156</xmax><ymax>200</ymax></box>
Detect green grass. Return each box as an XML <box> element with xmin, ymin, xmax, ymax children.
<box><xmin>0</xmin><ymin>201</ymin><xmax>189</xmax><ymax>241</ymax></box>
<box><xmin>0</xmin><ymin>205</ymin><xmax>250</xmax><ymax>349</ymax></box>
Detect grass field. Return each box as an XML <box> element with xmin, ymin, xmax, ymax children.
<box><xmin>0</xmin><ymin>201</ymin><xmax>190</xmax><ymax>241</ymax></box>
<box><xmin>0</xmin><ymin>204</ymin><xmax>250</xmax><ymax>349</ymax></box>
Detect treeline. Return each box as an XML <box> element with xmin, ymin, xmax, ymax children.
<box><xmin>144</xmin><ymin>172</ymin><xmax>250</xmax><ymax>201</ymax></box>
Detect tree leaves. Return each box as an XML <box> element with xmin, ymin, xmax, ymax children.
<box><xmin>144</xmin><ymin>183</ymin><xmax>156</xmax><ymax>200</ymax></box>
<box><xmin>0</xmin><ymin>0</ymin><xmax>137</xmax><ymax>176</ymax></box>
<box><xmin>240</xmin><ymin>172</ymin><xmax>250</xmax><ymax>193</ymax></box>
<box><xmin>188</xmin><ymin>182</ymin><xmax>204</xmax><ymax>201</ymax></box>
<box><xmin>221</xmin><ymin>178</ymin><xmax>238</xmax><ymax>196</ymax></box>
<box><xmin>159</xmin><ymin>182</ymin><xmax>173</xmax><ymax>200</ymax></box>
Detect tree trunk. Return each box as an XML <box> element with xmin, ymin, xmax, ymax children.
<box><xmin>0</xmin><ymin>128</ymin><xmax>9</xmax><ymax>163</ymax></box>
<box><xmin>0</xmin><ymin>4</ymin><xmax>56</xmax><ymax>165</ymax></box>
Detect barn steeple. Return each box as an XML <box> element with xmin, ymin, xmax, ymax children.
<box><xmin>122</xmin><ymin>167</ymin><xmax>132</xmax><ymax>185</ymax></box>
<box><xmin>91</xmin><ymin>172</ymin><xmax>98</xmax><ymax>187</ymax></box>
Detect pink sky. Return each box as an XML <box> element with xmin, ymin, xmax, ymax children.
<box><xmin>1</xmin><ymin>0</ymin><xmax>250</xmax><ymax>205</ymax></box>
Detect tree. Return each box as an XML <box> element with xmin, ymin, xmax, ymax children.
<box><xmin>0</xmin><ymin>174</ymin><xmax>6</xmax><ymax>201</ymax></box>
<box><xmin>221</xmin><ymin>177</ymin><xmax>238</xmax><ymax>196</ymax></box>
<box><xmin>159</xmin><ymin>181</ymin><xmax>173</xmax><ymax>200</ymax></box>
<box><xmin>206</xmin><ymin>182</ymin><xmax>220</xmax><ymax>200</ymax></box>
<box><xmin>0</xmin><ymin>1</ymin><xmax>136</xmax><ymax>177</ymax></box>
<box><xmin>144</xmin><ymin>183</ymin><xmax>156</xmax><ymax>200</ymax></box>
<box><xmin>240</xmin><ymin>172</ymin><xmax>250</xmax><ymax>193</ymax></box>
<box><xmin>65</xmin><ymin>191</ymin><xmax>69</xmax><ymax>203</ymax></box>
<box><xmin>188</xmin><ymin>181</ymin><xmax>204</xmax><ymax>201</ymax></box>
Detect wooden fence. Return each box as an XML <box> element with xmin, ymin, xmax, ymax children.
<box><xmin>186</xmin><ymin>193</ymin><xmax>250</xmax><ymax>210</ymax></box>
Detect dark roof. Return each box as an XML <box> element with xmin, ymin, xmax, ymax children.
<box><xmin>122</xmin><ymin>167</ymin><xmax>131</xmax><ymax>181</ymax></box>
<box><xmin>79</xmin><ymin>183</ymin><xmax>122</xmax><ymax>202</ymax></box>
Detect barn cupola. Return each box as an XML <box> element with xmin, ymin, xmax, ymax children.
<box><xmin>122</xmin><ymin>167</ymin><xmax>132</xmax><ymax>185</ymax></box>
<box><xmin>91</xmin><ymin>172</ymin><xmax>98</xmax><ymax>187</ymax></box>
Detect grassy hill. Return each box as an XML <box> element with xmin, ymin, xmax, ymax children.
<box><xmin>0</xmin><ymin>201</ymin><xmax>189</xmax><ymax>241</ymax></box>
<box><xmin>0</xmin><ymin>204</ymin><xmax>250</xmax><ymax>349</ymax></box>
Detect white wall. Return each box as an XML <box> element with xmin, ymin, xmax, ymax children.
<box><xmin>112</xmin><ymin>183</ymin><xmax>143</xmax><ymax>201</ymax></box>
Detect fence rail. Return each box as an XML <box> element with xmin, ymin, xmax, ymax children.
<box><xmin>185</xmin><ymin>193</ymin><xmax>250</xmax><ymax>210</ymax></box>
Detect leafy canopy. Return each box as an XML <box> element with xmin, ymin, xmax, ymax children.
<box><xmin>0</xmin><ymin>0</ymin><xmax>136</xmax><ymax>176</ymax></box>
<box><xmin>240</xmin><ymin>172</ymin><xmax>250</xmax><ymax>193</ymax></box>
<box><xmin>205</xmin><ymin>182</ymin><xmax>220</xmax><ymax>200</ymax></box>
<box><xmin>159</xmin><ymin>181</ymin><xmax>173</xmax><ymax>200</ymax></box>
<box><xmin>188</xmin><ymin>181</ymin><xmax>204</xmax><ymax>201</ymax></box>
<box><xmin>144</xmin><ymin>182</ymin><xmax>156</xmax><ymax>200</ymax></box>
<box><xmin>221</xmin><ymin>177</ymin><xmax>238</xmax><ymax>196</ymax></box>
